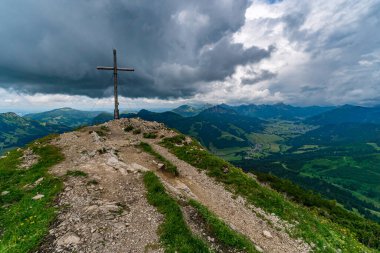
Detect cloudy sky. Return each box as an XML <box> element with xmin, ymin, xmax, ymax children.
<box><xmin>0</xmin><ymin>0</ymin><xmax>379</xmax><ymax>112</ymax></box>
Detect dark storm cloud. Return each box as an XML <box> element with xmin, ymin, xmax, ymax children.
<box><xmin>0</xmin><ymin>0</ymin><xmax>272</xmax><ymax>99</ymax></box>
<box><xmin>154</xmin><ymin>37</ymin><xmax>274</xmax><ymax>90</ymax></box>
<box><xmin>241</xmin><ymin>70</ymin><xmax>277</xmax><ymax>85</ymax></box>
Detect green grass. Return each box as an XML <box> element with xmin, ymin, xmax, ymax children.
<box><xmin>301</xmin><ymin>156</ymin><xmax>380</xmax><ymax>201</ymax></box>
<box><xmin>189</xmin><ymin>199</ymin><xmax>258</xmax><ymax>252</ymax></box>
<box><xmin>138</xmin><ymin>142</ymin><xmax>178</xmax><ymax>176</ymax></box>
<box><xmin>209</xmin><ymin>146</ymin><xmax>251</xmax><ymax>162</ymax></box>
<box><xmin>248</xmin><ymin>133</ymin><xmax>283</xmax><ymax>144</ymax></box>
<box><xmin>160</xmin><ymin>134</ymin><xmax>376</xmax><ymax>253</ymax></box>
<box><xmin>92</xmin><ymin>130</ymin><xmax>106</xmax><ymax>137</ymax></box>
<box><xmin>143</xmin><ymin>171</ymin><xmax>210</xmax><ymax>252</ymax></box>
<box><xmin>0</xmin><ymin>140</ymin><xmax>64</xmax><ymax>253</ymax></box>
<box><xmin>100</xmin><ymin>125</ymin><xmax>110</xmax><ymax>132</ymax></box>
<box><xmin>66</xmin><ymin>170</ymin><xmax>88</xmax><ymax>177</ymax></box>
<box><xmin>143</xmin><ymin>132</ymin><xmax>158</xmax><ymax>139</ymax></box>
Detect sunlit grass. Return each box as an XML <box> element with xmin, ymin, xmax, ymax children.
<box><xmin>0</xmin><ymin>140</ymin><xmax>64</xmax><ymax>253</ymax></box>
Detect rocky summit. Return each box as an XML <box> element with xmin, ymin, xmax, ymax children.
<box><xmin>32</xmin><ymin>118</ymin><xmax>308</xmax><ymax>253</ymax></box>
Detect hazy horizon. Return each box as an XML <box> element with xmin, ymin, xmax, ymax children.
<box><xmin>3</xmin><ymin>101</ymin><xmax>380</xmax><ymax>116</ymax></box>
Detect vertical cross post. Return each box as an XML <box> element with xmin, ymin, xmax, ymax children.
<box><xmin>97</xmin><ymin>49</ymin><xmax>134</xmax><ymax>120</ymax></box>
<box><xmin>113</xmin><ymin>49</ymin><xmax>119</xmax><ymax>119</ymax></box>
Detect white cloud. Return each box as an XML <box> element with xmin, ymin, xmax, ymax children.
<box><xmin>227</xmin><ymin>0</ymin><xmax>380</xmax><ymax>106</ymax></box>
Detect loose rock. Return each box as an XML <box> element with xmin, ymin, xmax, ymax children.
<box><xmin>1</xmin><ymin>191</ymin><xmax>9</xmax><ymax>196</ymax></box>
<box><xmin>32</xmin><ymin>194</ymin><xmax>44</xmax><ymax>200</ymax></box>
<box><xmin>263</xmin><ymin>230</ymin><xmax>273</xmax><ymax>239</ymax></box>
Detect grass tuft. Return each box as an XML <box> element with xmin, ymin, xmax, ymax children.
<box><xmin>100</xmin><ymin>125</ymin><xmax>110</xmax><ymax>132</ymax></box>
<box><xmin>138</xmin><ymin>142</ymin><xmax>178</xmax><ymax>176</ymax></box>
<box><xmin>66</xmin><ymin>170</ymin><xmax>88</xmax><ymax>177</ymax></box>
<box><xmin>189</xmin><ymin>199</ymin><xmax>258</xmax><ymax>252</ymax></box>
<box><xmin>143</xmin><ymin>132</ymin><xmax>157</xmax><ymax>139</ymax></box>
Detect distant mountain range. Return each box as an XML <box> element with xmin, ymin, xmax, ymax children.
<box><xmin>2</xmin><ymin>103</ymin><xmax>380</xmax><ymax>222</ymax></box>
<box><xmin>134</xmin><ymin>106</ymin><xmax>265</xmax><ymax>149</ymax></box>
<box><xmin>171</xmin><ymin>104</ymin><xmax>213</xmax><ymax>117</ymax></box>
<box><xmin>3</xmin><ymin>103</ymin><xmax>380</xmax><ymax>154</ymax></box>
<box><xmin>306</xmin><ymin>105</ymin><xmax>380</xmax><ymax>125</ymax></box>
<box><xmin>133</xmin><ymin>104</ymin><xmax>380</xmax><ymax>150</ymax></box>
<box><xmin>1</xmin><ymin>108</ymin><xmax>105</xmax><ymax>153</ymax></box>
<box><xmin>171</xmin><ymin>103</ymin><xmax>333</xmax><ymax>120</ymax></box>
<box><xmin>24</xmin><ymin>107</ymin><xmax>104</xmax><ymax>127</ymax></box>
<box><xmin>0</xmin><ymin>112</ymin><xmax>69</xmax><ymax>153</ymax></box>
<box><xmin>221</xmin><ymin>103</ymin><xmax>333</xmax><ymax>120</ymax></box>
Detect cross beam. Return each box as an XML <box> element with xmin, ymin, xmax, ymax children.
<box><xmin>97</xmin><ymin>49</ymin><xmax>134</xmax><ymax>120</ymax></box>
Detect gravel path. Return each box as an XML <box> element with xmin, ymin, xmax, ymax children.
<box><xmin>146</xmin><ymin>140</ymin><xmax>310</xmax><ymax>253</ymax></box>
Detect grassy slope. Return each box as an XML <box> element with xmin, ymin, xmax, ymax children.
<box><xmin>254</xmin><ymin>172</ymin><xmax>380</xmax><ymax>249</ymax></box>
<box><xmin>0</xmin><ymin>137</ymin><xmax>64</xmax><ymax>253</ymax></box>
<box><xmin>143</xmin><ymin>171</ymin><xmax>210</xmax><ymax>252</ymax></box>
<box><xmin>160</xmin><ymin>135</ymin><xmax>377</xmax><ymax>253</ymax></box>
<box><xmin>244</xmin><ymin>145</ymin><xmax>380</xmax><ymax>222</ymax></box>
<box><xmin>189</xmin><ymin>199</ymin><xmax>258</xmax><ymax>253</ymax></box>
<box><xmin>138</xmin><ymin>142</ymin><xmax>179</xmax><ymax>176</ymax></box>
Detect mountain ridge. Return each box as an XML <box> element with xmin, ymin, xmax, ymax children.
<box><xmin>24</xmin><ymin>107</ymin><xmax>105</xmax><ymax>127</ymax></box>
<box><xmin>1</xmin><ymin>118</ymin><xmax>379</xmax><ymax>252</ymax></box>
<box><xmin>0</xmin><ymin>112</ymin><xmax>69</xmax><ymax>154</ymax></box>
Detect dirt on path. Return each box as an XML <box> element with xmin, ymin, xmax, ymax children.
<box><xmin>40</xmin><ymin>118</ymin><xmax>310</xmax><ymax>253</ymax></box>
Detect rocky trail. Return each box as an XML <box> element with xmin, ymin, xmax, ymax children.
<box><xmin>38</xmin><ymin>118</ymin><xmax>310</xmax><ymax>253</ymax></box>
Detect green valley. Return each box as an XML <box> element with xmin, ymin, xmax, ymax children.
<box><xmin>133</xmin><ymin>104</ymin><xmax>380</xmax><ymax>224</ymax></box>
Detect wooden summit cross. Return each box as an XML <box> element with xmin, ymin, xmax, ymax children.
<box><xmin>97</xmin><ymin>49</ymin><xmax>134</xmax><ymax>120</ymax></box>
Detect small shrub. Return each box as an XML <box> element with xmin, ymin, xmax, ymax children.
<box><xmin>124</xmin><ymin>125</ymin><xmax>134</xmax><ymax>132</ymax></box>
<box><xmin>138</xmin><ymin>142</ymin><xmax>178</xmax><ymax>176</ymax></box>
<box><xmin>97</xmin><ymin>147</ymin><xmax>107</xmax><ymax>154</ymax></box>
<box><xmin>87</xmin><ymin>179</ymin><xmax>99</xmax><ymax>185</ymax></box>
<box><xmin>143</xmin><ymin>132</ymin><xmax>157</xmax><ymax>139</ymax></box>
<box><xmin>74</xmin><ymin>125</ymin><xmax>87</xmax><ymax>131</ymax></box>
<box><xmin>133</xmin><ymin>129</ymin><xmax>142</xmax><ymax>135</ymax></box>
<box><xmin>95</xmin><ymin>130</ymin><xmax>106</xmax><ymax>137</ymax></box>
<box><xmin>66</xmin><ymin>170</ymin><xmax>88</xmax><ymax>177</ymax></box>
<box><xmin>100</xmin><ymin>125</ymin><xmax>110</xmax><ymax>132</ymax></box>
